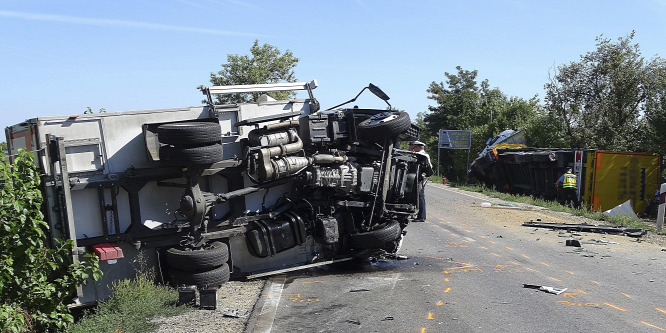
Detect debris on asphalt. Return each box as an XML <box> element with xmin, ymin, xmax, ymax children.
<box><xmin>349</xmin><ymin>288</ymin><xmax>371</xmax><ymax>293</ymax></box>
<box><xmin>586</xmin><ymin>239</ymin><xmax>619</xmax><ymax>245</ymax></box>
<box><xmin>346</xmin><ymin>319</ymin><xmax>361</xmax><ymax>325</ymax></box>
<box><xmin>522</xmin><ymin>221</ymin><xmax>646</xmax><ymax>237</ymax></box>
<box><xmin>523</xmin><ymin>284</ymin><xmax>567</xmax><ymax>295</ymax></box>
<box><xmin>565</xmin><ymin>239</ymin><xmax>581</xmax><ymax>247</ymax></box>
<box><xmin>222</xmin><ymin>310</ymin><xmax>250</xmax><ymax>318</ymax></box>
<box><xmin>381</xmin><ymin>316</ymin><xmax>394</xmax><ymax>321</ymax></box>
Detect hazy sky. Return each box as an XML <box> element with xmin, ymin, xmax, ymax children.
<box><xmin>2</xmin><ymin>0</ymin><xmax>666</xmax><ymax>132</ymax></box>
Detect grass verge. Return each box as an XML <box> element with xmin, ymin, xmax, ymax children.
<box><xmin>67</xmin><ymin>272</ymin><xmax>187</xmax><ymax>333</ymax></box>
<box><xmin>440</xmin><ymin>181</ymin><xmax>665</xmax><ymax>235</ymax></box>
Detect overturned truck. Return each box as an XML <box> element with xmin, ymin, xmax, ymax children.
<box><xmin>5</xmin><ymin>81</ymin><xmax>426</xmax><ymax>306</ymax></box>
<box><xmin>468</xmin><ymin>130</ymin><xmax>661</xmax><ymax>213</ymax></box>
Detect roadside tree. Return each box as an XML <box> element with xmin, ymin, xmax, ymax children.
<box><xmin>423</xmin><ymin>66</ymin><xmax>539</xmax><ymax>181</ymax></box>
<box><xmin>207</xmin><ymin>40</ymin><xmax>299</xmax><ymax>104</ymax></box>
<box><xmin>544</xmin><ymin>31</ymin><xmax>666</xmax><ymax>152</ymax></box>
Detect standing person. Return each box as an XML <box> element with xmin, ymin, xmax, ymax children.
<box><xmin>410</xmin><ymin>141</ymin><xmax>433</xmax><ymax>222</ymax></box>
<box><xmin>555</xmin><ymin>167</ymin><xmax>580</xmax><ymax>208</ymax></box>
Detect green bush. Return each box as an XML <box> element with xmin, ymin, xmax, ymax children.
<box><xmin>68</xmin><ymin>272</ymin><xmax>185</xmax><ymax>333</ymax></box>
<box><xmin>0</xmin><ymin>150</ymin><xmax>101</xmax><ymax>332</ymax></box>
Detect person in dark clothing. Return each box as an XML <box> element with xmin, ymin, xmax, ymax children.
<box><xmin>555</xmin><ymin>167</ymin><xmax>580</xmax><ymax>209</ymax></box>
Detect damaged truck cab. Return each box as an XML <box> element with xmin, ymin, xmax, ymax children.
<box><xmin>5</xmin><ymin>80</ymin><xmax>424</xmax><ymax>306</ymax></box>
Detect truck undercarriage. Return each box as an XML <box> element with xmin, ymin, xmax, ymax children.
<box><xmin>6</xmin><ymin>80</ymin><xmax>425</xmax><ymax>305</ymax></box>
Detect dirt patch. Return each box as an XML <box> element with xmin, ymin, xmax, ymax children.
<box><xmin>151</xmin><ymin>279</ymin><xmax>266</xmax><ymax>333</ymax></box>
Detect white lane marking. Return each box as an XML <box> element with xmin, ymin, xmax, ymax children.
<box><xmin>254</xmin><ymin>277</ymin><xmax>285</xmax><ymax>333</ymax></box>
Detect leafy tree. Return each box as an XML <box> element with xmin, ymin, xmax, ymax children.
<box><xmin>0</xmin><ymin>150</ymin><xmax>101</xmax><ymax>332</ymax></box>
<box><xmin>544</xmin><ymin>31</ymin><xmax>665</xmax><ymax>151</ymax></box>
<box><xmin>642</xmin><ymin>57</ymin><xmax>666</xmax><ymax>156</ymax></box>
<box><xmin>422</xmin><ymin>66</ymin><xmax>539</xmax><ymax>181</ymax></box>
<box><xmin>207</xmin><ymin>40</ymin><xmax>299</xmax><ymax>104</ymax></box>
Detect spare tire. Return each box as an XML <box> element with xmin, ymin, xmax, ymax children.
<box><xmin>357</xmin><ymin>111</ymin><xmax>411</xmax><ymax>140</ymax></box>
<box><xmin>159</xmin><ymin>143</ymin><xmax>224</xmax><ymax>165</ymax></box>
<box><xmin>348</xmin><ymin>220</ymin><xmax>402</xmax><ymax>249</ymax></box>
<box><xmin>166</xmin><ymin>241</ymin><xmax>229</xmax><ymax>272</ymax></box>
<box><xmin>170</xmin><ymin>264</ymin><xmax>230</xmax><ymax>287</ymax></box>
<box><xmin>157</xmin><ymin>121</ymin><xmax>221</xmax><ymax>146</ymax></box>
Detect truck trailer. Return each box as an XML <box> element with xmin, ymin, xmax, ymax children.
<box><xmin>468</xmin><ymin>130</ymin><xmax>661</xmax><ymax>214</ymax></box>
<box><xmin>5</xmin><ymin>81</ymin><xmax>425</xmax><ymax>306</ymax></box>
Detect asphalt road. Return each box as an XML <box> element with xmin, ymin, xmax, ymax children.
<box><xmin>250</xmin><ymin>184</ymin><xmax>666</xmax><ymax>333</ymax></box>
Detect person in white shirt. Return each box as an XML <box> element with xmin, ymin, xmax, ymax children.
<box><xmin>409</xmin><ymin>141</ymin><xmax>432</xmax><ymax>222</ymax></box>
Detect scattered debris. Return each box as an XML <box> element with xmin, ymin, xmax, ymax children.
<box><xmin>523</xmin><ymin>284</ymin><xmax>567</xmax><ymax>295</ymax></box>
<box><xmin>497</xmin><ymin>202</ymin><xmax>518</xmax><ymax>207</ymax></box>
<box><xmin>522</xmin><ymin>221</ymin><xmax>646</xmax><ymax>237</ymax></box>
<box><xmin>381</xmin><ymin>316</ymin><xmax>394</xmax><ymax>321</ymax></box>
<box><xmin>349</xmin><ymin>288</ymin><xmax>371</xmax><ymax>293</ymax></box>
<box><xmin>587</xmin><ymin>239</ymin><xmax>619</xmax><ymax>245</ymax></box>
<box><xmin>603</xmin><ymin>200</ymin><xmax>638</xmax><ymax>219</ymax></box>
<box><xmin>346</xmin><ymin>319</ymin><xmax>361</xmax><ymax>325</ymax></box>
<box><xmin>223</xmin><ymin>310</ymin><xmax>250</xmax><ymax>318</ymax></box>
<box><xmin>565</xmin><ymin>239</ymin><xmax>581</xmax><ymax>247</ymax></box>
<box><xmin>481</xmin><ymin>202</ymin><xmax>492</xmax><ymax>208</ymax></box>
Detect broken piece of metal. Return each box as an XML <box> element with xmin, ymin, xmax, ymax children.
<box><xmin>565</xmin><ymin>239</ymin><xmax>581</xmax><ymax>247</ymax></box>
<box><xmin>522</xmin><ymin>221</ymin><xmax>646</xmax><ymax>237</ymax></box>
<box><xmin>223</xmin><ymin>310</ymin><xmax>250</xmax><ymax>318</ymax></box>
<box><xmin>523</xmin><ymin>284</ymin><xmax>567</xmax><ymax>295</ymax></box>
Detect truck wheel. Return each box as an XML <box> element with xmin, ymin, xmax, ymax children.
<box><xmin>157</xmin><ymin>121</ymin><xmax>221</xmax><ymax>146</ymax></box>
<box><xmin>159</xmin><ymin>143</ymin><xmax>223</xmax><ymax>165</ymax></box>
<box><xmin>348</xmin><ymin>220</ymin><xmax>402</xmax><ymax>249</ymax></box>
<box><xmin>170</xmin><ymin>264</ymin><xmax>230</xmax><ymax>287</ymax></box>
<box><xmin>166</xmin><ymin>241</ymin><xmax>229</xmax><ymax>272</ymax></box>
<box><xmin>357</xmin><ymin>111</ymin><xmax>411</xmax><ymax>140</ymax></box>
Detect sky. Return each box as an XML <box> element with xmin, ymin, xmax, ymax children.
<box><xmin>1</xmin><ymin>0</ymin><xmax>666</xmax><ymax>134</ymax></box>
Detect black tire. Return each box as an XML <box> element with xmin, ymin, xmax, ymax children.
<box><xmin>348</xmin><ymin>220</ymin><xmax>402</xmax><ymax>249</ymax></box>
<box><xmin>170</xmin><ymin>264</ymin><xmax>230</xmax><ymax>287</ymax></box>
<box><xmin>166</xmin><ymin>241</ymin><xmax>229</xmax><ymax>272</ymax></box>
<box><xmin>156</xmin><ymin>121</ymin><xmax>221</xmax><ymax>146</ymax></box>
<box><xmin>159</xmin><ymin>143</ymin><xmax>223</xmax><ymax>165</ymax></box>
<box><xmin>357</xmin><ymin>111</ymin><xmax>411</xmax><ymax>140</ymax></box>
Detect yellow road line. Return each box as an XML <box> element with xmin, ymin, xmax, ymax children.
<box><xmin>603</xmin><ymin>303</ymin><xmax>628</xmax><ymax>311</ymax></box>
<box><xmin>641</xmin><ymin>321</ymin><xmax>666</xmax><ymax>331</ymax></box>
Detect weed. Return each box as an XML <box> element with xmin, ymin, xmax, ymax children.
<box><xmin>67</xmin><ymin>273</ymin><xmax>186</xmax><ymax>333</ymax></box>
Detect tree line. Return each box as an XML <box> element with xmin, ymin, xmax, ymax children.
<box><xmin>420</xmin><ymin>31</ymin><xmax>666</xmax><ymax>182</ymax></box>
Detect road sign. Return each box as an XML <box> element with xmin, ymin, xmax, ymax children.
<box><xmin>438</xmin><ymin>130</ymin><xmax>471</xmax><ymax>149</ymax></box>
